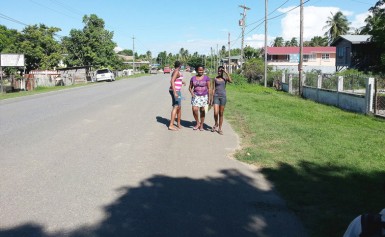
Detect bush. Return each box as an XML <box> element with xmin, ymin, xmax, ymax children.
<box><xmin>230</xmin><ymin>73</ymin><xmax>248</xmax><ymax>85</ymax></box>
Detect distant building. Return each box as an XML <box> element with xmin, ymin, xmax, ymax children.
<box><xmin>117</xmin><ymin>54</ymin><xmax>150</xmax><ymax>71</ymax></box>
<box><xmin>221</xmin><ymin>55</ymin><xmax>242</xmax><ymax>72</ymax></box>
<box><xmin>330</xmin><ymin>35</ymin><xmax>376</xmax><ymax>72</ymax></box>
<box><xmin>263</xmin><ymin>46</ymin><xmax>336</xmax><ymax>73</ymax></box>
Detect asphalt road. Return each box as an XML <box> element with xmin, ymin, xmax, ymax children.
<box><xmin>0</xmin><ymin>73</ymin><xmax>308</xmax><ymax>237</ymax></box>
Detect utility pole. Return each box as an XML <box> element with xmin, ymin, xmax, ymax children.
<box><xmin>298</xmin><ymin>0</ymin><xmax>304</xmax><ymax>96</ymax></box>
<box><xmin>132</xmin><ymin>35</ymin><xmax>135</xmax><ymax>73</ymax></box>
<box><xmin>264</xmin><ymin>0</ymin><xmax>268</xmax><ymax>87</ymax></box>
<box><xmin>239</xmin><ymin>4</ymin><xmax>250</xmax><ymax>65</ymax></box>
<box><xmin>216</xmin><ymin>44</ymin><xmax>219</xmax><ymax>69</ymax></box>
<box><xmin>228</xmin><ymin>32</ymin><xmax>231</xmax><ymax>73</ymax></box>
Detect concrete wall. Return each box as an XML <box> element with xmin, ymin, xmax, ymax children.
<box><xmin>283</xmin><ymin>76</ymin><xmax>374</xmax><ymax>114</ymax></box>
<box><xmin>302</xmin><ymin>86</ymin><xmax>367</xmax><ymax>113</ymax></box>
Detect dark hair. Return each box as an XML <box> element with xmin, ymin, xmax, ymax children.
<box><xmin>218</xmin><ymin>66</ymin><xmax>224</xmax><ymax>70</ymax></box>
<box><xmin>174</xmin><ymin>61</ymin><xmax>181</xmax><ymax>68</ymax></box>
<box><xmin>195</xmin><ymin>65</ymin><xmax>204</xmax><ymax>71</ymax></box>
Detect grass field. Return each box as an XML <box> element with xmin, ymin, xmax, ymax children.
<box><xmin>225</xmin><ymin>83</ymin><xmax>385</xmax><ymax>237</ymax></box>
<box><xmin>0</xmin><ymin>74</ymin><xmax>145</xmax><ymax>101</ymax></box>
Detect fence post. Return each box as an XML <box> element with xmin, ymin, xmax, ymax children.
<box><xmin>366</xmin><ymin>77</ymin><xmax>375</xmax><ymax>113</ymax></box>
<box><xmin>337</xmin><ymin>76</ymin><xmax>344</xmax><ymax>92</ymax></box>
<box><xmin>288</xmin><ymin>74</ymin><xmax>293</xmax><ymax>94</ymax></box>
<box><xmin>302</xmin><ymin>73</ymin><xmax>306</xmax><ymax>87</ymax></box>
<box><xmin>317</xmin><ymin>74</ymin><xmax>322</xmax><ymax>89</ymax></box>
<box><xmin>282</xmin><ymin>71</ymin><xmax>286</xmax><ymax>83</ymax></box>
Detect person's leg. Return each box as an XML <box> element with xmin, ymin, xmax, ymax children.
<box><xmin>177</xmin><ymin>106</ymin><xmax>182</xmax><ymax>129</ymax></box>
<box><xmin>218</xmin><ymin>105</ymin><xmax>225</xmax><ymax>133</ymax></box>
<box><xmin>168</xmin><ymin>90</ymin><xmax>179</xmax><ymax>131</ymax></box>
<box><xmin>212</xmin><ymin>96</ymin><xmax>220</xmax><ymax>131</ymax></box>
<box><xmin>199</xmin><ymin>107</ymin><xmax>205</xmax><ymax>130</ymax></box>
<box><xmin>192</xmin><ymin>106</ymin><xmax>200</xmax><ymax>129</ymax></box>
<box><xmin>217</xmin><ymin>97</ymin><xmax>226</xmax><ymax>135</ymax></box>
<box><xmin>169</xmin><ymin>106</ymin><xmax>178</xmax><ymax>130</ymax></box>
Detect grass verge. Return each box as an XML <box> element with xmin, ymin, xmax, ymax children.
<box><xmin>225</xmin><ymin>83</ymin><xmax>385</xmax><ymax>237</ymax></box>
<box><xmin>0</xmin><ymin>73</ymin><xmax>146</xmax><ymax>101</ymax></box>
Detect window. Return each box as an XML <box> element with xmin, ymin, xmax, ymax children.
<box><xmin>303</xmin><ymin>54</ymin><xmax>315</xmax><ymax>62</ymax></box>
<box><xmin>337</xmin><ymin>48</ymin><xmax>344</xmax><ymax>57</ymax></box>
<box><xmin>322</xmin><ymin>54</ymin><xmax>330</xmax><ymax>60</ymax></box>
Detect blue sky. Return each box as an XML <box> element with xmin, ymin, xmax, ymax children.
<box><xmin>0</xmin><ymin>0</ymin><xmax>376</xmax><ymax>56</ymax></box>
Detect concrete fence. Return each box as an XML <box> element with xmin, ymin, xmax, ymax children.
<box><xmin>282</xmin><ymin>74</ymin><xmax>374</xmax><ymax>114</ymax></box>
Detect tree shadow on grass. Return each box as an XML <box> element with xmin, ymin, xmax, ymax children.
<box><xmin>260</xmin><ymin>160</ymin><xmax>385</xmax><ymax>237</ymax></box>
<box><xmin>0</xmin><ymin>169</ymin><xmax>307</xmax><ymax>237</ymax></box>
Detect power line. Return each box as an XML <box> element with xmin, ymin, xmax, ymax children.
<box><xmin>0</xmin><ymin>13</ymin><xmax>29</xmax><ymax>26</ymax></box>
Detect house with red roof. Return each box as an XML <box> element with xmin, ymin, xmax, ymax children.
<box><xmin>264</xmin><ymin>46</ymin><xmax>336</xmax><ymax>73</ymax></box>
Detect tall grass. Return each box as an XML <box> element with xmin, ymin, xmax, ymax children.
<box><xmin>225</xmin><ymin>82</ymin><xmax>385</xmax><ymax>237</ymax></box>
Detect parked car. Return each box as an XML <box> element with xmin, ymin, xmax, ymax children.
<box><xmin>150</xmin><ymin>67</ymin><xmax>158</xmax><ymax>74</ymax></box>
<box><xmin>163</xmin><ymin>66</ymin><xmax>171</xmax><ymax>74</ymax></box>
<box><xmin>95</xmin><ymin>68</ymin><xmax>115</xmax><ymax>82</ymax></box>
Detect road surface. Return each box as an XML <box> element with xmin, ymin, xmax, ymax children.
<box><xmin>0</xmin><ymin>73</ymin><xmax>308</xmax><ymax>236</ymax></box>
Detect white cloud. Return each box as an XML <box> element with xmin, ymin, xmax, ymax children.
<box><xmin>245</xmin><ymin>34</ymin><xmax>275</xmax><ymax>48</ymax></box>
<box><xmin>351</xmin><ymin>12</ymin><xmax>371</xmax><ymax>31</ymax></box>
<box><xmin>277</xmin><ymin>6</ymin><xmax>371</xmax><ymax>41</ymax></box>
<box><xmin>114</xmin><ymin>46</ymin><xmax>123</xmax><ymax>53</ymax></box>
<box><xmin>279</xmin><ymin>6</ymin><xmax>341</xmax><ymax>40</ymax></box>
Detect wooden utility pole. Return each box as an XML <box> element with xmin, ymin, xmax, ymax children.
<box><xmin>298</xmin><ymin>0</ymin><xmax>304</xmax><ymax>96</ymax></box>
<box><xmin>228</xmin><ymin>32</ymin><xmax>231</xmax><ymax>73</ymax></box>
<box><xmin>132</xmin><ymin>35</ymin><xmax>135</xmax><ymax>73</ymax></box>
<box><xmin>264</xmin><ymin>0</ymin><xmax>268</xmax><ymax>87</ymax></box>
<box><xmin>239</xmin><ymin>5</ymin><xmax>250</xmax><ymax>65</ymax></box>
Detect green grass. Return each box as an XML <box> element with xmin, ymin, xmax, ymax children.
<box><xmin>225</xmin><ymin>83</ymin><xmax>385</xmax><ymax>237</ymax></box>
<box><xmin>0</xmin><ymin>73</ymin><xmax>146</xmax><ymax>101</ymax></box>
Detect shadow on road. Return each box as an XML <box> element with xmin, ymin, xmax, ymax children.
<box><xmin>156</xmin><ymin>116</ymin><xmax>194</xmax><ymax>129</ymax></box>
<box><xmin>0</xmin><ymin>169</ymin><xmax>305</xmax><ymax>237</ymax></box>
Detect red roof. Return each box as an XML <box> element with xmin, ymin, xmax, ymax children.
<box><xmin>267</xmin><ymin>46</ymin><xmax>336</xmax><ymax>55</ymax></box>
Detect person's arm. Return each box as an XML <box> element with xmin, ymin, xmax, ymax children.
<box><xmin>170</xmin><ymin>69</ymin><xmax>179</xmax><ymax>97</ymax></box>
<box><xmin>223</xmin><ymin>70</ymin><xmax>232</xmax><ymax>83</ymax></box>
<box><xmin>206</xmin><ymin>76</ymin><xmax>211</xmax><ymax>104</ymax></box>
<box><xmin>189</xmin><ymin>78</ymin><xmax>195</xmax><ymax>97</ymax></box>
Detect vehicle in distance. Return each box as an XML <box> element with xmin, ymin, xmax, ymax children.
<box><xmin>95</xmin><ymin>68</ymin><xmax>115</xmax><ymax>82</ymax></box>
<box><xmin>150</xmin><ymin>67</ymin><xmax>158</xmax><ymax>74</ymax></box>
<box><xmin>163</xmin><ymin>66</ymin><xmax>171</xmax><ymax>74</ymax></box>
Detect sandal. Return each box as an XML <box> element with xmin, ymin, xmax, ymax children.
<box><xmin>168</xmin><ymin>126</ymin><xmax>178</xmax><ymax>131</ymax></box>
<box><xmin>211</xmin><ymin>125</ymin><xmax>217</xmax><ymax>132</ymax></box>
<box><xmin>193</xmin><ymin>123</ymin><xmax>200</xmax><ymax>130</ymax></box>
<box><xmin>217</xmin><ymin>130</ymin><xmax>223</xmax><ymax>135</ymax></box>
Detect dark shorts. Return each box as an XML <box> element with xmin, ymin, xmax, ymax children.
<box><xmin>170</xmin><ymin>90</ymin><xmax>181</xmax><ymax>107</ymax></box>
<box><xmin>213</xmin><ymin>96</ymin><xmax>227</xmax><ymax>106</ymax></box>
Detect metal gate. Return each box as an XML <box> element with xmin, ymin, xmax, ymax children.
<box><xmin>374</xmin><ymin>77</ymin><xmax>385</xmax><ymax>117</ymax></box>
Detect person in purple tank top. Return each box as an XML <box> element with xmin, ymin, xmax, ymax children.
<box><xmin>210</xmin><ymin>66</ymin><xmax>232</xmax><ymax>135</ymax></box>
<box><xmin>189</xmin><ymin>65</ymin><xmax>211</xmax><ymax>131</ymax></box>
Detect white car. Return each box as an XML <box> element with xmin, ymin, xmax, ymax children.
<box><xmin>95</xmin><ymin>68</ymin><xmax>115</xmax><ymax>82</ymax></box>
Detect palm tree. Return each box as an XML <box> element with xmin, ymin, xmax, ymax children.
<box><xmin>323</xmin><ymin>11</ymin><xmax>350</xmax><ymax>44</ymax></box>
<box><xmin>309</xmin><ymin>36</ymin><xmax>328</xmax><ymax>46</ymax></box>
<box><xmin>272</xmin><ymin>37</ymin><xmax>284</xmax><ymax>47</ymax></box>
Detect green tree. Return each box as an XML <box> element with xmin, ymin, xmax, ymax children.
<box><xmin>118</xmin><ymin>49</ymin><xmax>133</xmax><ymax>56</ymax></box>
<box><xmin>187</xmin><ymin>56</ymin><xmax>204</xmax><ymax>71</ymax></box>
<box><xmin>308</xmin><ymin>36</ymin><xmax>329</xmax><ymax>46</ymax></box>
<box><xmin>18</xmin><ymin>24</ymin><xmax>62</xmax><ymax>72</ymax></box>
<box><xmin>323</xmin><ymin>11</ymin><xmax>350</xmax><ymax>44</ymax></box>
<box><xmin>63</xmin><ymin>14</ymin><xmax>119</xmax><ymax>68</ymax></box>
<box><xmin>242</xmin><ymin>58</ymin><xmax>266</xmax><ymax>83</ymax></box>
<box><xmin>272</xmin><ymin>37</ymin><xmax>284</xmax><ymax>47</ymax></box>
<box><xmin>244</xmin><ymin>46</ymin><xmax>260</xmax><ymax>59</ymax></box>
<box><xmin>0</xmin><ymin>25</ymin><xmax>20</xmax><ymax>53</ymax></box>
<box><xmin>361</xmin><ymin>0</ymin><xmax>385</xmax><ymax>72</ymax></box>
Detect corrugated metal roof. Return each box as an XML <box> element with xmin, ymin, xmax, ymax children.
<box><xmin>332</xmin><ymin>35</ymin><xmax>371</xmax><ymax>45</ymax></box>
<box><xmin>266</xmin><ymin>46</ymin><xmax>336</xmax><ymax>55</ymax></box>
